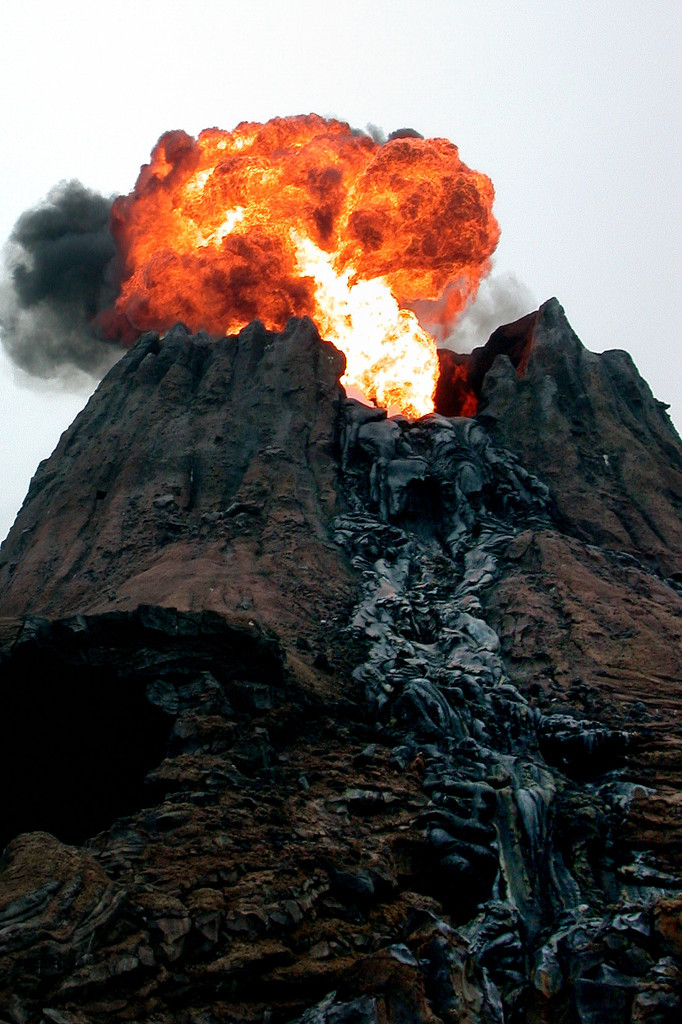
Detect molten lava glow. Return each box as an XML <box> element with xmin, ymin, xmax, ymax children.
<box><xmin>104</xmin><ymin>115</ymin><xmax>500</xmax><ymax>417</ymax></box>
<box><xmin>447</xmin><ymin>362</ymin><xmax>479</xmax><ymax>418</ymax></box>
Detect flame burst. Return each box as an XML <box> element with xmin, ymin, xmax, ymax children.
<box><xmin>103</xmin><ymin>115</ymin><xmax>499</xmax><ymax>417</ymax></box>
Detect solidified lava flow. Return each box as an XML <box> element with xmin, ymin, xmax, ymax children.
<box><xmin>99</xmin><ymin>114</ymin><xmax>499</xmax><ymax>417</ymax></box>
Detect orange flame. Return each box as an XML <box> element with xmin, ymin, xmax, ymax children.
<box><xmin>102</xmin><ymin>115</ymin><xmax>499</xmax><ymax>417</ymax></box>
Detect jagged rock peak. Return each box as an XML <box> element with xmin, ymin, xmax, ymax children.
<box><xmin>477</xmin><ymin>298</ymin><xmax>682</xmax><ymax>574</ymax></box>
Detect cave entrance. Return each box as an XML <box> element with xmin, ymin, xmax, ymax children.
<box><xmin>0</xmin><ymin>640</ymin><xmax>171</xmax><ymax>850</ymax></box>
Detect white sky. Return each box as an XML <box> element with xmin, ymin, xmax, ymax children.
<box><xmin>1</xmin><ymin>0</ymin><xmax>680</xmax><ymax>541</ymax></box>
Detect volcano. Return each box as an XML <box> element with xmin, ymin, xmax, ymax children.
<box><xmin>0</xmin><ymin>299</ymin><xmax>681</xmax><ymax>1023</ymax></box>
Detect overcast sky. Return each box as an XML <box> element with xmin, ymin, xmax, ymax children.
<box><xmin>1</xmin><ymin>0</ymin><xmax>680</xmax><ymax>541</ymax></box>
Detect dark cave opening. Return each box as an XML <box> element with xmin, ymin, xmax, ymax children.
<box><xmin>0</xmin><ymin>607</ymin><xmax>284</xmax><ymax>852</ymax></box>
<box><xmin>0</xmin><ymin>644</ymin><xmax>172</xmax><ymax>850</ymax></box>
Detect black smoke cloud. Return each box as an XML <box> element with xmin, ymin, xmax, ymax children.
<box><xmin>0</xmin><ymin>181</ymin><xmax>123</xmax><ymax>380</ymax></box>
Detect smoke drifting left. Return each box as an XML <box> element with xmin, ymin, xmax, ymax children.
<box><xmin>0</xmin><ymin>181</ymin><xmax>122</xmax><ymax>380</ymax></box>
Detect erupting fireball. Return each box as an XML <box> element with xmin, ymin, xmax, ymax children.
<box><xmin>101</xmin><ymin>115</ymin><xmax>499</xmax><ymax>417</ymax></box>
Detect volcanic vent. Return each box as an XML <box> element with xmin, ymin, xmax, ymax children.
<box><xmin>98</xmin><ymin>114</ymin><xmax>499</xmax><ymax>417</ymax></box>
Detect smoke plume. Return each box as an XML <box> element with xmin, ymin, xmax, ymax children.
<box><xmin>0</xmin><ymin>181</ymin><xmax>122</xmax><ymax>381</ymax></box>
<box><xmin>442</xmin><ymin>270</ymin><xmax>536</xmax><ymax>353</ymax></box>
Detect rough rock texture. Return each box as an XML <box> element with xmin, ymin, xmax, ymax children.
<box><xmin>476</xmin><ymin>298</ymin><xmax>682</xmax><ymax>576</ymax></box>
<box><xmin>0</xmin><ymin>317</ymin><xmax>352</xmax><ymax>642</ymax></box>
<box><xmin>0</xmin><ymin>308</ymin><xmax>681</xmax><ymax>1023</ymax></box>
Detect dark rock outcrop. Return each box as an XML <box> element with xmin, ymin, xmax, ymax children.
<box><xmin>0</xmin><ymin>308</ymin><xmax>680</xmax><ymax>1023</ymax></box>
<box><xmin>476</xmin><ymin>298</ymin><xmax>682</xmax><ymax>576</ymax></box>
<box><xmin>0</xmin><ymin>606</ymin><xmax>283</xmax><ymax>850</ymax></box>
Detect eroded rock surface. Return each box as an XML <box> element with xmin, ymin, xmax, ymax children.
<box><xmin>0</xmin><ymin>317</ymin><xmax>353</xmax><ymax>643</ymax></box>
<box><xmin>475</xmin><ymin>298</ymin><xmax>682</xmax><ymax>576</ymax></box>
<box><xmin>0</xmin><ymin>312</ymin><xmax>680</xmax><ymax>1023</ymax></box>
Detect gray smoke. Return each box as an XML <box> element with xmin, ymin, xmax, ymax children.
<box><xmin>364</xmin><ymin>124</ymin><xmax>425</xmax><ymax>144</ymax></box>
<box><xmin>364</xmin><ymin>123</ymin><xmax>387</xmax><ymax>144</ymax></box>
<box><xmin>443</xmin><ymin>271</ymin><xmax>537</xmax><ymax>353</ymax></box>
<box><xmin>0</xmin><ymin>181</ymin><xmax>122</xmax><ymax>381</ymax></box>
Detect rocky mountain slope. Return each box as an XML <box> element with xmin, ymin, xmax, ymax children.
<box><xmin>477</xmin><ymin>299</ymin><xmax>682</xmax><ymax>576</ymax></box>
<box><xmin>0</xmin><ymin>303</ymin><xmax>680</xmax><ymax>1023</ymax></box>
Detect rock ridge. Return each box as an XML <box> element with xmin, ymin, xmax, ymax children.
<box><xmin>0</xmin><ymin>317</ymin><xmax>353</xmax><ymax>644</ymax></box>
<box><xmin>476</xmin><ymin>298</ymin><xmax>682</xmax><ymax>576</ymax></box>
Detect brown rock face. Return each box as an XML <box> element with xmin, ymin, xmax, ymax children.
<box><xmin>483</xmin><ymin>528</ymin><xmax>682</xmax><ymax>880</ymax></box>
<box><xmin>0</xmin><ymin>308</ymin><xmax>681</xmax><ymax>1024</ymax></box>
<box><xmin>0</xmin><ymin>317</ymin><xmax>352</xmax><ymax>639</ymax></box>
